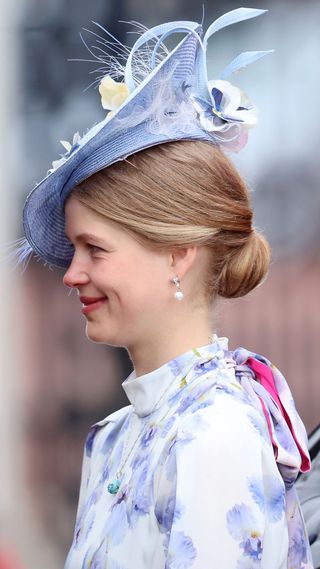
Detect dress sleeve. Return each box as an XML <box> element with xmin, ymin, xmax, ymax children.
<box><xmin>155</xmin><ymin>394</ymin><xmax>289</xmax><ymax>568</ymax></box>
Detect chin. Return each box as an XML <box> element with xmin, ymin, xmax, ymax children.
<box><xmin>85</xmin><ymin>323</ymin><xmax>125</xmax><ymax>347</ymax></box>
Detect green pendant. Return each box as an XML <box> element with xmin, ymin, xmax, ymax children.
<box><xmin>107</xmin><ymin>479</ymin><xmax>121</xmax><ymax>494</ymax></box>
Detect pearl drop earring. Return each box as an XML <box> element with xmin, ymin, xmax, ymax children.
<box><xmin>171</xmin><ymin>276</ymin><xmax>184</xmax><ymax>301</ymax></box>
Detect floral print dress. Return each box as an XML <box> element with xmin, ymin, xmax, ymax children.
<box><xmin>64</xmin><ymin>336</ymin><xmax>314</xmax><ymax>569</ymax></box>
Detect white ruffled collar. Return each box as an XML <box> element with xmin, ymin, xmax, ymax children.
<box><xmin>121</xmin><ymin>335</ymin><xmax>229</xmax><ymax>417</ymax></box>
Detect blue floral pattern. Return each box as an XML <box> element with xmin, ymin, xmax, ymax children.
<box><xmin>64</xmin><ymin>337</ymin><xmax>314</xmax><ymax>568</ymax></box>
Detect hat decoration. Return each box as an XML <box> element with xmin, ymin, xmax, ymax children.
<box><xmin>10</xmin><ymin>7</ymin><xmax>272</xmax><ymax>270</ymax></box>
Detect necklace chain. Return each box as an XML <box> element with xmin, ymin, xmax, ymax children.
<box><xmin>107</xmin><ymin>337</ymin><xmax>218</xmax><ymax>495</ymax></box>
<box><xmin>107</xmin><ymin>361</ymin><xmax>193</xmax><ymax>494</ymax></box>
<box><xmin>118</xmin><ymin>373</ymin><xmax>181</xmax><ymax>475</ymax></box>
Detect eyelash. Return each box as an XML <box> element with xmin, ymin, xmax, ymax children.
<box><xmin>88</xmin><ymin>244</ymin><xmax>104</xmax><ymax>254</ymax></box>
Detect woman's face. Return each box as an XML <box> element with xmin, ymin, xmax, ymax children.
<box><xmin>63</xmin><ymin>195</ymin><xmax>175</xmax><ymax>348</ymax></box>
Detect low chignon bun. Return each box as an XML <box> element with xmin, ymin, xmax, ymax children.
<box><xmin>217</xmin><ymin>230</ymin><xmax>271</xmax><ymax>299</ymax></box>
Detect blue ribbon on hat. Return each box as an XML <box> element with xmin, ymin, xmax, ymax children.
<box><xmin>124</xmin><ymin>8</ymin><xmax>273</xmax><ymax>99</ymax></box>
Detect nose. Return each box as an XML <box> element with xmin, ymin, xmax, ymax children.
<box><xmin>63</xmin><ymin>255</ymin><xmax>90</xmax><ymax>289</ymax></box>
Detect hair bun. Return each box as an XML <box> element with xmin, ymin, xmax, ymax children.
<box><xmin>217</xmin><ymin>230</ymin><xmax>271</xmax><ymax>299</ymax></box>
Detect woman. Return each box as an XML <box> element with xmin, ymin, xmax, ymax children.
<box><xmin>18</xmin><ymin>7</ymin><xmax>313</xmax><ymax>569</ymax></box>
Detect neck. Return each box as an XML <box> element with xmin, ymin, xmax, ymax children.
<box><xmin>127</xmin><ymin>309</ymin><xmax>215</xmax><ymax>377</ymax></box>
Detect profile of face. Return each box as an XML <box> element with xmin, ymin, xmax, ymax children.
<box><xmin>63</xmin><ymin>195</ymin><xmax>189</xmax><ymax>350</ymax></box>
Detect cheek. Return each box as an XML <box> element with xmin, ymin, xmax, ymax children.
<box><xmin>91</xmin><ymin>252</ymin><xmax>169</xmax><ymax>306</ymax></box>
<box><xmin>126</xmin><ymin>256</ymin><xmax>170</xmax><ymax>305</ymax></box>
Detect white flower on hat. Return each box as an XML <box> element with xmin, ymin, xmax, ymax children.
<box><xmin>191</xmin><ymin>79</ymin><xmax>258</xmax><ymax>133</ymax></box>
<box><xmin>99</xmin><ymin>75</ymin><xmax>130</xmax><ymax>112</ymax></box>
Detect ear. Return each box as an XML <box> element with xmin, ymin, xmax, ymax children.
<box><xmin>168</xmin><ymin>245</ymin><xmax>198</xmax><ymax>279</ymax></box>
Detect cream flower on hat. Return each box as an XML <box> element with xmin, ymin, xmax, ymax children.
<box><xmin>99</xmin><ymin>75</ymin><xmax>130</xmax><ymax>111</ymax></box>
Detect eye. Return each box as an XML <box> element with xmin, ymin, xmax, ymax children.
<box><xmin>88</xmin><ymin>244</ymin><xmax>105</xmax><ymax>254</ymax></box>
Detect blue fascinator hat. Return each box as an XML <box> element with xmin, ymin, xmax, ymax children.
<box><xmin>20</xmin><ymin>7</ymin><xmax>272</xmax><ymax>269</ymax></box>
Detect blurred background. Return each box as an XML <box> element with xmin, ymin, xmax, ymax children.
<box><xmin>0</xmin><ymin>0</ymin><xmax>319</xmax><ymax>567</ymax></box>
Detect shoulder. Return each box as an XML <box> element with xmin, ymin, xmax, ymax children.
<box><xmin>178</xmin><ymin>383</ymin><xmax>269</xmax><ymax>449</ymax></box>
<box><xmin>93</xmin><ymin>403</ymin><xmax>132</xmax><ymax>427</ymax></box>
<box><xmin>169</xmin><ymin>368</ymin><xmax>275</xmax><ymax>472</ymax></box>
<box><xmin>177</xmin><ymin>358</ymin><xmax>270</xmax><ymax>443</ymax></box>
<box><xmin>166</xmin><ymin>389</ymin><xmax>278</xmax><ymax>491</ymax></box>
<box><xmin>84</xmin><ymin>404</ymin><xmax>132</xmax><ymax>458</ymax></box>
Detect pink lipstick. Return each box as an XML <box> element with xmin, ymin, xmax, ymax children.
<box><xmin>80</xmin><ymin>296</ymin><xmax>108</xmax><ymax>315</ymax></box>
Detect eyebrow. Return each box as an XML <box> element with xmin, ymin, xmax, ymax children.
<box><xmin>65</xmin><ymin>232</ymin><xmax>108</xmax><ymax>246</ymax></box>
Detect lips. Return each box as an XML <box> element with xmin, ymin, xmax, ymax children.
<box><xmin>80</xmin><ymin>296</ymin><xmax>108</xmax><ymax>306</ymax></box>
<box><xmin>80</xmin><ymin>295</ymin><xmax>108</xmax><ymax>317</ymax></box>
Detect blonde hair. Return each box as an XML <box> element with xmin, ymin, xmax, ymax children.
<box><xmin>71</xmin><ymin>141</ymin><xmax>270</xmax><ymax>300</ymax></box>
